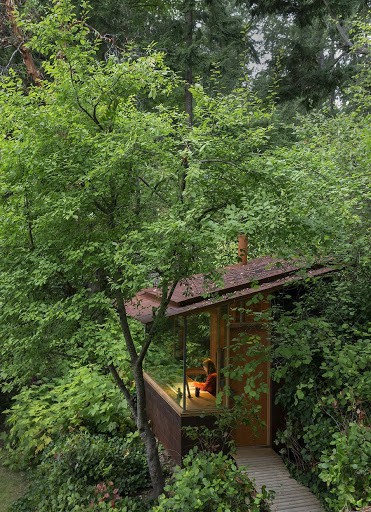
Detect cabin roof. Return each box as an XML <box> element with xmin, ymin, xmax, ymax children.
<box><xmin>126</xmin><ymin>256</ymin><xmax>335</xmax><ymax>324</ymax></box>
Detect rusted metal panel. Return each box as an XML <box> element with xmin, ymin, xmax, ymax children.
<box><xmin>229</xmin><ymin>324</ymin><xmax>270</xmax><ymax>446</ymax></box>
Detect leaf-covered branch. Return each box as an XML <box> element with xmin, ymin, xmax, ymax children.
<box><xmin>108</xmin><ymin>364</ymin><xmax>137</xmax><ymax>418</ymax></box>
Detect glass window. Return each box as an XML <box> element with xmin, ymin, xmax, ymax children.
<box><xmin>145</xmin><ymin>314</ymin><xmax>218</xmax><ymax>412</ymax></box>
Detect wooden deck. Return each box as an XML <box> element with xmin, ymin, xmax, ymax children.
<box><xmin>165</xmin><ymin>379</ymin><xmax>218</xmax><ymax>414</ymax></box>
<box><xmin>234</xmin><ymin>447</ymin><xmax>324</xmax><ymax>512</ymax></box>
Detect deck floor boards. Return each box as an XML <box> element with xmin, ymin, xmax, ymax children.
<box><xmin>234</xmin><ymin>447</ymin><xmax>324</xmax><ymax>512</ymax></box>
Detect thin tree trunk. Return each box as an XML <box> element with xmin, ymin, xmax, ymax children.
<box><xmin>114</xmin><ymin>295</ymin><xmax>165</xmax><ymax>498</ymax></box>
<box><xmin>184</xmin><ymin>0</ymin><xmax>194</xmax><ymax>127</ymax></box>
<box><xmin>181</xmin><ymin>0</ymin><xmax>194</xmax><ymax>198</ymax></box>
<box><xmin>133</xmin><ymin>362</ymin><xmax>165</xmax><ymax>498</ymax></box>
<box><xmin>5</xmin><ymin>0</ymin><xmax>43</xmax><ymax>84</ymax></box>
<box><xmin>108</xmin><ymin>357</ymin><xmax>164</xmax><ymax>497</ymax></box>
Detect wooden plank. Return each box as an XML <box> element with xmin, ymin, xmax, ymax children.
<box><xmin>274</xmin><ymin>507</ymin><xmax>322</xmax><ymax>512</ymax></box>
<box><xmin>274</xmin><ymin>496</ymin><xmax>322</xmax><ymax>504</ymax></box>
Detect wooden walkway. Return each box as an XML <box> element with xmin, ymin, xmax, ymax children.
<box><xmin>234</xmin><ymin>447</ymin><xmax>324</xmax><ymax>512</ymax></box>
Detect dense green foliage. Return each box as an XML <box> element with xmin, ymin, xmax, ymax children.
<box><xmin>247</xmin><ymin>0</ymin><xmax>370</xmax><ymax>109</ymax></box>
<box><xmin>272</xmin><ymin>274</ymin><xmax>371</xmax><ymax>511</ymax></box>
<box><xmin>4</xmin><ymin>0</ymin><xmax>368</xmax><ymax>110</ymax></box>
<box><xmin>0</xmin><ymin>0</ymin><xmax>284</xmax><ymax>497</ymax></box>
<box><xmin>4</xmin><ymin>366</ymin><xmax>133</xmax><ymax>467</ymax></box>
<box><xmin>153</xmin><ymin>449</ymin><xmax>273</xmax><ymax>511</ymax></box>
<box><xmin>9</xmin><ymin>431</ymin><xmax>150</xmax><ymax>512</ymax></box>
<box><xmin>87</xmin><ymin>0</ymin><xmax>254</xmax><ymax>93</ymax></box>
<box><xmin>267</xmin><ymin>43</ymin><xmax>371</xmax><ymax>508</ymax></box>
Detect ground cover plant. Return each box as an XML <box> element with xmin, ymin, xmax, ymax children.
<box><xmin>153</xmin><ymin>448</ymin><xmax>273</xmax><ymax>512</ymax></box>
<box><xmin>4</xmin><ymin>366</ymin><xmax>133</xmax><ymax>467</ymax></box>
<box><xmin>9</xmin><ymin>431</ymin><xmax>151</xmax><ymax>512</ymax></box>
<box><xmin>0</xmin><ymin>463</ymin><xmax>28</xmax><ymax>512</ymax></box>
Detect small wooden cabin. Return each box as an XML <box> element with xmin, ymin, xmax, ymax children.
<box><xmin>127</xmin><ymin>240</ymin><xmax>334</xmax><ymax>464</ymax></box>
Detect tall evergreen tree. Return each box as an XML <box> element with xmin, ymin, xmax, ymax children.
<box><xmin>245</xmin><ymin>0</ymin><xmax>370</xmax><ymax>109</ymax></box>
<box><xmin>84</xmin><ymin>0</ymin><xmax>256</xmax><ymax>92</ymax></box>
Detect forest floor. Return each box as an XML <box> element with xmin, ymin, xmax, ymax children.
<box><xmin>0</xmin><ymin>462</ymin><xmax>27</xmax><ymax>512</ymax></box>
<box><xmin>0</xmin><ymin>419</ymin><xmax>28</xmax><ymax>512</ymax></box>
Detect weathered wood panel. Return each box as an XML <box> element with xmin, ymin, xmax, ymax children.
<box><xmin>145</xmin><ymin>377</ymin><xmax>182</xmax><ymax>463</ymax></box>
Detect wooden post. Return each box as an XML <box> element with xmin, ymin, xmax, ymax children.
<box><xmin>182</xmin><ymin>316</ymin><xmax>188</xmax><ymax>411</ymax></box>
<box><xmin>225</xmin><ymin>304</ymin><xmax>231</xmax><ymax>408</ymax></box>
<box><xmin>238</xmin><ymin>234</ymin><xmax>248</xmax><ymax>265</ymax></box>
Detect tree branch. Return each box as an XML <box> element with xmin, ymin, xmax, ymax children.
<box><xmin>2</xmin><ymin>41</ymin><xmax>23</xmax><ymax>71</ymax></box>
<box><xmin>137</xmin><ymin>279</ymin><xmax>178</xmax><ymax>367</ymax></box>
<box><xmin>138</xmin><ymin>176</ymin><xmax>170</xmax><ymax>205</ymax></box>
<box><xmin>92</xmin><ymin>101</ymin><xmax>103</xmax><ymax>129</ymax></box>
<box><xmin>24</xmin><ymin>191</ymin><xmax>34</xmax><ymax>250</ymax></box>
<box><xmin>4</xmin><ymin>0</ymin><xmax>43</xmax><ymax>84</ymax></box>
<box><xmin>68</xmin><ymin>64</ymin><xmax>104</xmax><ymax>130</ymax></box>
<box><xmin>93</xmin><ymin>199</ymin><xmax>110</xmax><ymax>215</ymax></box>
<box><xmin>114</xmin><ymin>289</ymin><xmax>139</xmax><ymax>365</ymax></box>
<box><xmin>322</xmin><ymin>0</ymin><xmax>369</xmax><ymax>55</ymax></box>
<box><xmin>108</xmin><ymin>364</ymin><xmax>137</xmax><ymax>419</ymax></box>
<box><xmin>196</xmin><ymin>203</ymin><xmax>228</xmax><ymax>223</ymax></box>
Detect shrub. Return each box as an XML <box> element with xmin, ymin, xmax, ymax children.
<box><xmin>89</xmin><ymin>494</ymin><xmax>152</xmax><ymax>511</ymax></box>
<box><xmin>152</xmin><ymin>448</ymin><xmax>273</xmax><ymax>512</ymax></box>
<box><xmin>4</xmin><ymin>365</ymin><xmax>133</xmax><ymax>467</ymax></box>
<box><xmin>48</xmin><ymin>431</ymin><xmax>150</xmax><ymax>492</ymax></box>
<box><xmin>80</xmin><ymin>482</ymin><xmax>153</xmax><ymax>511</ymax></box>
<box><xmin>318</xmin><ymin>423</ymin><xmax>371</xmax><ymax>511</ymax></box>
<box><xmin>272</xmin><ymin>275</ymin><xmax>371</xmax><ymax>510</ymax></box>
<box><xmin>9</xmin><ymin>431</ymin><xmax>151</xmax><ymax>512</ymax></box>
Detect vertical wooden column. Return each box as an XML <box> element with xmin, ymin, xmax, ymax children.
<box><xmin>182</xmin><ymin>316</ymin><xmax>187</xmax><ymax>411</ymax></box>
<box><xmin>225</xmin><ymin>304</ymin><xmax>231</xmax><ymax>408</ymax></box>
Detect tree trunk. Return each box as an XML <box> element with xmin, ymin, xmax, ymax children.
<box><xmin>114</xmin><ymin>294</ymin><xmax>165</xmax><ymax>498</ymax></box>
<box><xmin>184</xmin><ymin>0</ymin><xmax>194</xmax><ymax>126</ymax></box>
<box><xmin>133</xmin><ymin>362</ymin><xmax>165</xmax><ymax>498</ymax></box>
<box><xmin>181</xmin><ymin>0</ymin><xmax>194</xmax><ymax>197</ymax></box>
<box><xmin>5</xmin><ymin>0</ymin><xmax>43</xmax><ymax>84</ymax></box>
